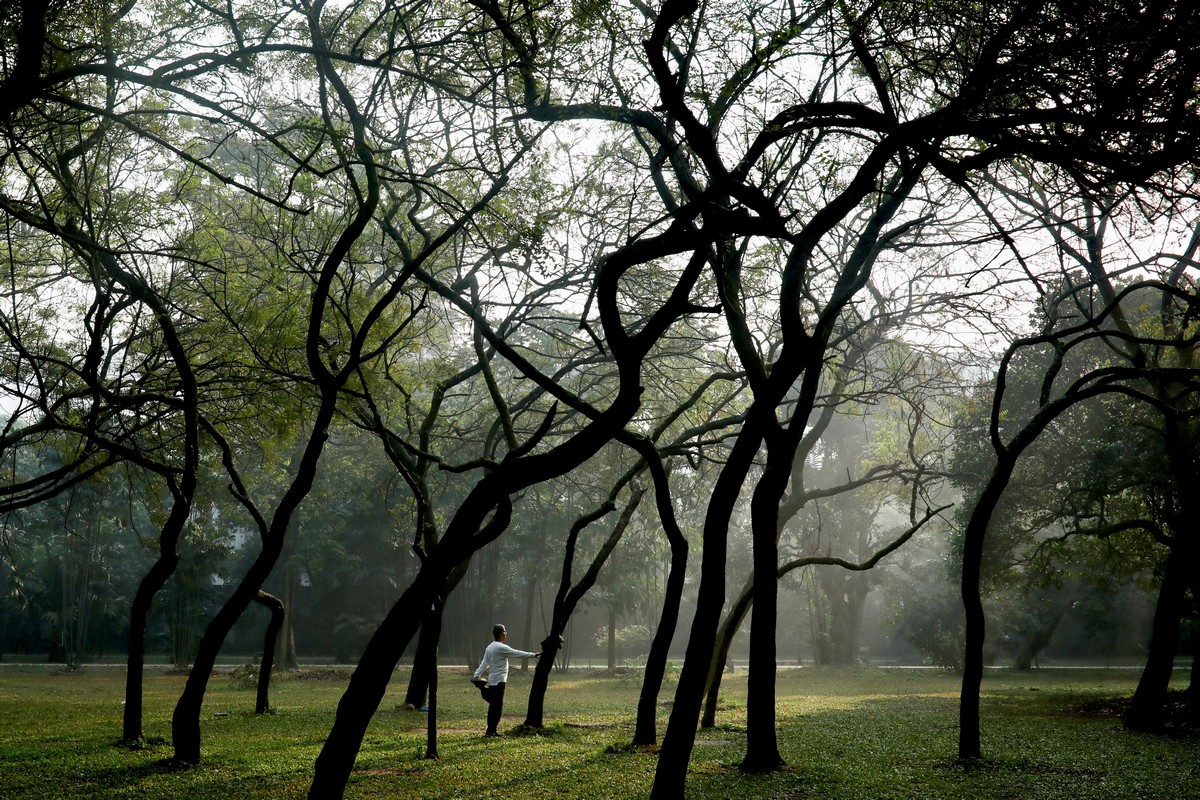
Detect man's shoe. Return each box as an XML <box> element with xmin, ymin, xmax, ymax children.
<box><xmin>484</xmin><ymin>730</ymin><xmax>501</xmax><ymax>737</ymax></box>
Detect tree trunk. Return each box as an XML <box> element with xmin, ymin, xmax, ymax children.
<box><xmin>309</xmin><ymin>235</ymin><xmax>693</xmax><ymax>796</ymax></box>
<box><xmin>524</xmin><ymin>494</ymin><xmax>637</xmax><ymax>729</ymax></box>
<box><xmin>817</xmin><ymin>568</ymin><xmax>869</xmax><ymax>666</ymax></box>
<box><xmin>404</xmin><ymin>615</ymin><xmax>440</xmax><ymax>709</ymax></box>
<box><xmin>1012</xmin><ymin>599</ymin><xmax>1068</xmax><ymax>671</ymax></box>
<box><xmin>308</xmin><ymin>491</ymin><xmax>514</xmax><ymax>799</ymax></box>
<box><xmin>633</xmin><ymin>502</ymin><xmax>688</xmax><ymax>746</ymax></box>
<box><xmin>173</xmin><ymin>547</ymin><xmax>282</xmax><ymax>761</ymax></box>
<box><xmin>424</xmin><ymin>601</ymin><xmax>443</xmax><ymax>760</ymax></box>
<box><xmin>123</xmin><ymin>548</ymin><xmax>180</xmax><ymax>742</ymax></box>
<box><xmin>741</xmin><ymin>449</ymin><xmax>787</xmax><ymax>773</ymax></box>
<box><xmin>523</xmin><ymin>633</ymin><xmax>562</xmax><ymax>729</ymax></box>
<box><xmin>173</xmin><ymin>402</ymin><xmax>337</xmax><ymax>763</ymax></box>
<box><xmin>406</xmin><ymin>562</ymin><xmax>471</xmax><ymax>707</ymax></box>
<box><xmin>254</xmin><ymin>590</ymin><xmax>285</xmax><ymax>715</ymax></box>
<box><xmin>1127</xmin><ymin>408</ymin><xmax>1198</xmax><ymax>730</ymax></box>
<box><xmin>310</xmin><ymin>560</ymin><xmax>457</xmax><ymax>797</ymax></box>
<box><xmin>1126</xmin><ymin>544</ymin><xmax>1190</xmax><ymax>730</ymax></box>
<box><xmin>651</xmin><ymin>426</ymin><xmax>760</xmax><ymax>800</ymax></box>
<box><xmin>701</xmin><ymin>580</ymin><xmax>753</xmax><ymax>728</ymax></box>
<box><xmin>959</xmin><ymin>456</ymin><xmax>1018</xmax><ymax>760</ymax></box>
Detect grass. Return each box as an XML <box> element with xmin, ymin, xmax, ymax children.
<box><xmin>0</xmin><ymin>664</ymin><xmax>1196</xmax><ymax>799</ymax></box>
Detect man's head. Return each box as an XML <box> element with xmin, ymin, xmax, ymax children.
<box><xmin>492</xmin><ymin>624</ymin><xmax>507</xmax><ymax>641</ymax></box>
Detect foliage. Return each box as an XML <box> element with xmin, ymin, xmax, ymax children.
<box><xmin>889</xmin><ymin>555</ymin><xmax>967</xmax><ymax>670</ymax></box>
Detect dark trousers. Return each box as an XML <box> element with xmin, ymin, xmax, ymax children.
<box><xmin>481</xmin><ymin>682</ymin><xmax>506</xmax><ymax>733</ymax></box>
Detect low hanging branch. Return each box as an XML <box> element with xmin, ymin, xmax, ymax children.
<box><xmin>701</xmin><ymin>502</ymin><xmax>952</xmax><ymax>727</ymax></box>
<box><xmin>777</xmin><ymin>503</ymin><xmax>952</xmax><ymax>575</ymax></box>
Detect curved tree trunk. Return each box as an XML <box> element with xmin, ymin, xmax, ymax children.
<box><xmin>958</xmin><ymin>374</ymin><xmax>1083</xmax><ymax>761</ymax></box>
<box><xmin>525</xmin><ymin>492</ymin><xmax>641</xmax><ymax>729</ymax></box>
<box><xmin>523</xmin><ymin>633</ymin><xmax>563</xmax><ymax>729</ymax></box>
<box><xmin>84</xmin><ymin>234</ymin><xmax>200</xmax><ymax>746</ymax></box>
<box><xmin>173</xmin><ymin>402</ymin><xmax>338</xmax><ymax>763</ymax></box>
<box><xmin>651</xmin><ymin>427</ymin><xmax>761</xmax><ymax>800</ymax></box>
<box><xmin>701</xmin><ymin>579</ymin><xmax>752</xmax><ymax>728</ymax></box>
<box><xmin>1127</xmin><ymin>411</ymin><xmax>1198</xmax><ymax>731</ymax></box>
<box><xmin>960</xmin><ymin>447</ymin><xmax>1024</xmax><ymax>759</ymax></box>
<box><xmin>309</xmin><ymin>491</ymin><xmax>513</xmax><ymax>799</ymax></box>
<box><xmin>312</xmin><ymin>569</ymin><xmax>444</xmax><ymax>796</ymax></box>
<box><xmin>173</xmin><ymin>545</ymin><xmax>284</xmax><ymax>761</ymax></box>
<box><xmin>123</xmin><ymin>547</ymin><xmax>180</xmax><ymax>742</ymax></box>
<box><xmin>633</xmin><ymin>496</ymin><xmax>688</xmax><ymax>746</ymax></box>
<box><xmin>1126</xmin><ymin>544</ymin><xmax>1190</xmax><ymax>730</ymax></box>
<box><xmin>254</xmin><ymin>590</ymin><xmax>286</xmax><ymax>715</ymax></box>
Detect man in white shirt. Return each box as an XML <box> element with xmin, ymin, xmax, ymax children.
<box><xmin>472</xmin><ymin>624</ymin><xmax>539</xmax><ymax>736</ymax></box>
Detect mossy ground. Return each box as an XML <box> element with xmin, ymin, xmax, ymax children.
<box><xmin>0</xmin><ymin>664</ymin><xmax>1195</xmax><ymax>799</ymax></box>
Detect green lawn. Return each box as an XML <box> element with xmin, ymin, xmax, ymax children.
<box><xmin>0</xmin><ymin>664</ymin><xmax>1195</xmax><ymax>799</ymax></box>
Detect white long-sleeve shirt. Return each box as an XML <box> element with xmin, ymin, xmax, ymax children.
<box><xmin>473</xmin><ymin>640</ymin><xmax>537</xmax><ymax>686</ymax></box>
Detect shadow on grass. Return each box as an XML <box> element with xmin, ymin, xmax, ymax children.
<box><xmin>97</xmin><ymin>754</ymin><xmax>199</xmax><ymax>782</ymax></box>
<box><xmin>1073</xmin><ymin>692</ymin><xmax>1199</xmax><ymax>737</ymax></box>
<box><xmin>114</xmin><ymin>736</ymin><xmax>169</xmax><ymax>751</ymax></box>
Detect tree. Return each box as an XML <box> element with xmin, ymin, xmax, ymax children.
<box><xmin>0</xmin><ymin>27</ymin><xmax>203</xmax><ymax>738</ymax></box>
<box><xmin>949</xmin><ymin>104</ymin><xmax>1200</xmax><ymax>744</ymax></box>
<box><xmin>165</xmin><ymin>0</ymin><xmax>539</xmax><ymax>761</ymax></box>
<box><xmin>701</xmin><ymin>342</ymin><xmax>958</xmax><ymax>726</ymax></box>
<box><xmin>523</xmin><ymin>485</ymin><xmax>645</xmax><ymax>728</ymax></box>
<box><xmin>468</xmin><ymin>1</ymin><xmax>1200</xmax><ymax>790</ymax></box>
